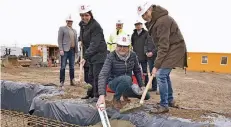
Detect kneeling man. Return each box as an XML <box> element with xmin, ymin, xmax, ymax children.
<box><xmin>97</xmin><ymin>35</ymin><xmax>150</xmax><ymax>109</ymax></box>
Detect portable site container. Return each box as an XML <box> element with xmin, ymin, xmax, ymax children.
<box><xmin>22</xmin><ymin>47</ymin><xmax>31</xmax><ymax>57</ymax></box>
<box><xmin>31</xmin><ymin>44</ymin><xmax>59</xmax><ymax>63</ymax></box>
<box><xmin>187</xmin><ymin>52</ymin><xmax>231</xmax><ymax>74</ymax></box>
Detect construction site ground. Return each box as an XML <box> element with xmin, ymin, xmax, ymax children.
<box><xmin>1</xmin><ymin>66</ymin><xmax>231</xmax><ymax>123</ymax></box>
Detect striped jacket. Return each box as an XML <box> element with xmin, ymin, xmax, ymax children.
<box><xmin>98</xmin><ymin>51</ymin><xmax>143</xmax><ymax>95</ymax></box>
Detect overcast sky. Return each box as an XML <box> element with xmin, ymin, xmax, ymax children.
<box><xmin>0</xmin><ymin>0</ymin><xmax>230</xmax><ymax>53</ymax></box>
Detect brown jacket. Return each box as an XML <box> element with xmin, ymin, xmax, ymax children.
<box><xmin>145</xmin><ymin>5</ymin><xmax>187</xmax><ymax>69</ymax></box>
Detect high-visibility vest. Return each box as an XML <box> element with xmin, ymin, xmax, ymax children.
<box><xmin>107</xmin><ymin>29</ymin><xmax>127</xmax><ymax>52</ymax></box>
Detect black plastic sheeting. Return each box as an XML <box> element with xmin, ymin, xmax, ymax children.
<box><xmin>1</xmin><ymin>80</ymin><xmax>214</xmax><ymax>127</ymax></box>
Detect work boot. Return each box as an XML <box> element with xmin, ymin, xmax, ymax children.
<box><xmin>81</xmin><ymin>95</ymin><xmax>93</xmax><ymax>99</ymax></box>
<box><xmin>59</xmin><ymin>82</ymin><xmax>64</xmax><ymax>90</ymax></box>
<box><xmin>169</xmin><ymin>100</ymin><xmax>179</xmax><ymax>108</ymax></box>
<box><xmin>123</xmin><ymin>96</ymin><xmax>131</xmax><ymax>103</ymax></box>
<box><xmin>88</xmin><ymin>97</ymin><xmax>99</xmax><ymax>103</ymax></box>
<box><xmin>70</xmin><ymin>79</ymin><xmax>76</xmax><ymax>86</ymax></box>
<box><xmin>150</xmin><ymin>105</ymin><xmax>169</xmax><ymax>114</ymax></box>
<box><xmin>112</xmin><ymin>97</ymin><xmax>122</xmax><ymax>109</ymax></box>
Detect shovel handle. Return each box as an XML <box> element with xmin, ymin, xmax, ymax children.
<box><xmin>79</xmin><ymin>44</ymin><xmax>84</xmax><ymax>81</ymax></box>
<box><xmin>140</xmin><ymin>74</ymin><xmax>155</xmax><ymax>104</ymax></box>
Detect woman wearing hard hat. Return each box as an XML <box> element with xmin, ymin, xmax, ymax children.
<box><xmin>97</xmin><ymin>35</ymin><xmax>150</xmax><ymax>109</ymax></box>
<box><xmin>78</xmin><ymin>4</ymin><xmax>107</xmax><ymax>101</ymax></box>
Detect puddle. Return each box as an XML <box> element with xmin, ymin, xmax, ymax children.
<box><xmin>171</xmin><ymin>114</ymin><xmax>231</xmax><ymax>127</ymax></box>
<box><xmin>203</xmin><ymin>114</ymin><xmax>231</xmax><ymax>127</ymax></box>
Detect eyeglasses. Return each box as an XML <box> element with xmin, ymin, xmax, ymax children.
<box><xmin>116</xmin><ymin>24</ymin><xmax>122</xmax><ymax>27</ymax></box>
<box><xmin>117</xmin><ymin>45</ymin><xmax>129</xmax><ymax>48</ymax></box>
<box><xmin>80</xmin><ymin>14</ymin><xmax>90</xmax><ymax>17</ymax></box>
<box><xmin>135</xmin><ymin>23</ymin><xmax>142</xmax><ymax>26</ymax></box>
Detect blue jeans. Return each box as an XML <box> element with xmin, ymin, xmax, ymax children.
<box><xmin>147</xmin><ymin>60</ymin><xmax>157</xmax><ymax>91</ymax></box>
<box><xmin>156</xmin><ymin>68</ymin><xmax>173</xmax><ymax>107</ymax></box>
<box><xmin>108</xmin><ymin>75</ymin><xmax>150</xmax><ymax>101</ymax></box>
<box><xmin>60</xmin><ymin>48</ymin><xmax>75</xmax><ymax>83</ymax></box>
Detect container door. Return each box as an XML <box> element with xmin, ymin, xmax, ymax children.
<box><xmin>42</xmin><ymin>46</ymin><xmax>47</xmax><ymax>62</ymax></box>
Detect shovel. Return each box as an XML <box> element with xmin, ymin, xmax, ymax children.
<box><xmin>77</xmin><ymin>43</ymin><xmax>84</xmax><ymax>86</ymax></box>
<box><xmin>140</xmin><ymin>74</ymin><xmax>155</xmax><ymax>104</ymax></box>
<box><xmin>120</xmin><ymin>74</ymin><xmax>155</xmax><ymax>113</ymax></box>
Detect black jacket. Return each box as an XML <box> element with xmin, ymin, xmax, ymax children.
<box><xmin>131</xmin><ymin>28</ymin><xmax>148</xmax><ymax>61</ymax></box>
<box><xmin>98</xmin><ymin>51</ymin><xmax>143</xmax><ymax>95</ymax></box>
<box><xmin>144</xmin><ymin>33</ymin><xmax>157</xmax><ymax>60</ymax></box>
<box><xmin>79</xmin><ymin>19</ymin><xmax>107</xmax><ymax>64</ymax></box>
<box><xmin>131</xmin><ymin>29</ymin><xmax>157</xmax><ymax>61</ymax></box>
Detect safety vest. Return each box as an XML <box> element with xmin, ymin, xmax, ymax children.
<box><xmin>107</xmin><ymin>29</ymin><xmax>127</xmax><ymax>52</ymax></box>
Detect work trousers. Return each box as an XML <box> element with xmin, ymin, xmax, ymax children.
<box><xmin>86</xmin><ymin>63</ymin><xmax>104</xmax><ymax>97</ymax></box>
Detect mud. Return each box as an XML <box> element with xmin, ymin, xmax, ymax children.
<box><xmin>90</xmin><ymin>120</ymin><xmax>134</xmax><ymax>127</ymax></box>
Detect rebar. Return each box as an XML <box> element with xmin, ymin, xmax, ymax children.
<box><xmin>1</xmin><ymin>109</ymin><xmax>81</xmax><ymax>127</ymax></box>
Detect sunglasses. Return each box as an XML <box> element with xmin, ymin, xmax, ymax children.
<box><xmin>117</xmin><ymin>44</ymin><xmax>129</xmax><ymax>48</ymax></box>
<box><xmin>80</xmin><ymin>14</ymin><xmax>90</xmax><ymax>17</ymax></box>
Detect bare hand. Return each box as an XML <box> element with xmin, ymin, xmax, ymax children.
<box><xmin>80</xmin><ymin>59</ymin><xmax>86</xmax><ymax>65</ymax></box>
<box><xmin>152</xmin><ymin>67</ymin><xmax>158</xmax><ymax>75</ymax></box>
<box><xmin>60</xmin><ymin>50</ymin><xmax>64</xmax><ymax>56</ymax></box>
<box><xmin>141</xmin><ymin>86</ymin><xmax>145</xmax><ymax>91</ymax></box>
<box><xmin>146</xmin><ymin>52</ymin><xmax>153</xmax><ymax>57</ymax></box>
<box><xmin>79</xmin><ymin>41</ymin><xmax>83</xmax><ymax>46</ymax></box>
<box><xmin>97</xmin><ymin>95</ymin><xmax>106</xmax><ymax>107</ymax></box>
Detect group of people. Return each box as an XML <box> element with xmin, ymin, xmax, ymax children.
<box><xmin>57</xmin><ymin>1</ymin><xmax>187</xmax><ymax>113</ymax></box>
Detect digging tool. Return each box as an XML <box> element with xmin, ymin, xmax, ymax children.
<box><xmin>147</xmin><ymin>64</ymin><xmax>151</xmax><ymax>89</ymax></box>
<box><xmin>147</xmin><ymin>65</ymin><xmax>159</xmax><ymax>94</ymax></box>
<box><xmin>97</xmin><ymin>104</ymin><xmax>111</xmax><ymax>127</ymax></box>
<box><xmin>78</xmin><ymin>43</ymin><xmax>84</xmax><ymax>85</ymax></box>
<box><xmin>140</xmin><ymin>74</ymin><xmax>155</xmax><ymax>105</ymax></box>
<box><xmin>120</xmin><ymin>75</ymin><xmax>155</xmax><ymax>113</ymax></box>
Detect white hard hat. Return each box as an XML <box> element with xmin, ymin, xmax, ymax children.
<box><xmin>137</xmin><ymin>1</ymin><xmax>153</xmax><ymax>16</ymax></box>
<box><xmin>79</xmin><ymin>4</ymin><xmax>92</xmax><ymax>14</ymax></box>
<box><xmin>135</xmin><ymin>19</ymin><xmax>143</xmax><ymax>24</ymax></box>
<box><xmin>66</xmin><ymin>14</ymin><xmax>73</xmax><ymax>21</ymax></box>
<box><xmin>116</xmin><ymin>20</ymin><xmax>123</xmax><ymax>24</ymax></box>
<box><xmin>116</xmin><ymin>35</ymin><xmax>131</xmax><ymax>46</ymax></box>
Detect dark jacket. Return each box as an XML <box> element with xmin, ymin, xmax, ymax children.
<box><xmin>131</xmin><ymin>28</ymin><xmax>148</xmax><ymax>61</ymax></box>
<box><xmin>145</xmin><ymin>5</ymin><xmax>187</xmax><ymax>69</ymax></box>
<box><xmin>98</xmin><ymin>51</ymin><xmax>143</xmax><ymax>95</ymax></box>
<box><xmin>144</xmin><ymin>33</ymin><xmax>157</xmax><ymax>60</ymax></box>
<box><xmin>79</xmin><ymin>19</ymin><xmax>107</xmax><ymax>64</ymax></box>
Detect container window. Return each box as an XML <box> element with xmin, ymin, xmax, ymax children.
<box><xmin>221</xmin><ymin>56</ymin><xmax>228</xmax><ymax>65</ymax></box>
<box><xmin>201</xmin><ymin>56</ymin><xmax>208</xmax><ymax>64</ymax></box>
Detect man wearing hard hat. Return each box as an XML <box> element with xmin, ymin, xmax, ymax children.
<box><xmin>97</xmin><ymin>35</ymin><xmax>150</xmax><ymax>110</ymax></box>
<box><xmin>107</xmin><ymin>20</ymin><xmax>127</xmax><ymax>52</ymax></box>
<box><xmin>131</xmin><ymin>19</ymin><xmax>158</xmax><ymax>93</ymax></box>
<box><xmin>137</xmin><ymin>1</ymin><xmax>188</xmax><ymax>113</ymax></box>
<box><xmin>58</xmin><ymin>15</ymin><xmax>78</xmax><ymax>89</ymax></box>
